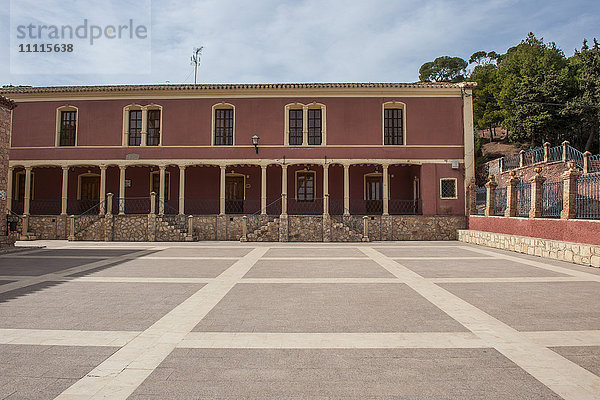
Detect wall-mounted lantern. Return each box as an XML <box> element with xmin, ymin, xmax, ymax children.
<box><xmin>251</xmin><ymin>135</ymin><xmax>260</xmax><ymax>154</ymax></box>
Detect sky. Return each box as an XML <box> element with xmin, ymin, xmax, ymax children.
<box><xmin>0</xmin><ymin>0</ymin><xmax>598</xmax><ymax>87</ymax></box>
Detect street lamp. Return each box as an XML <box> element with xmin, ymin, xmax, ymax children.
<box><xmin>252</xmin><ymin>135</ymin><xmax>260</xmax><ymax>154</ymax></box>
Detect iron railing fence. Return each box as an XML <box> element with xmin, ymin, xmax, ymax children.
<box><xmin>523</xmin><ymin>147</ymin><xmax>544</xmax><ymax>166</ymax></box>
<box><xmin>588</xmin><ymin>154</ymin><xmax>600</xmax><ymax>173</ymax></box>
<box><xmin>502</xmin><ymin>154</ymin><xmax>520</xmax><ymax>171</ymax></box>
<box><xmin>29</xmin><ymin>199</ymin><xmax>61</xmax><ymax>215</ymax></box>
<box><xmin>348</xmin><ymin>199</ymin><xmax>385</xmax><ymax>215</ymax></box>
<box><xmin>184</xmin><ymin>199</ymin><xmax>220</xmax><ymax>215</ymax></box>
<box><xmin>494</xmin><ymin>187</ymin><xmax>507</xmax><ymax>216</ymax></box>
<box><xmin>225</xmin><ymin>199</ymin><xmax>262</xmax><ymax>214</ymax></box>
<box><xmin>576</xmin><ymin>173</ymin><xmax>600</xmax><ymax>220</ymax></box>
<box><xmin>329</xmin><ymin>199</ymin><xmax>345</xmax><ymax>215</ymax></box>
<box><xmin>515</xmin><ymin>182</ymin><xmax>531</xmax><ymax>217</ymax></box>
<box><xmin>10</xmin><ymin>201</ymin><xmax>24</xmax><ymax>215</ymax></box>
<box><xmin>567</xmin><ymin>146</ymin><xmax>585</xmax><ymax>169</ymax></box>
<box><xmin>541</xmin><ymin>179</ymin><xmax>564</xmax><ymax>218</ymax></box>
<box><xmin>117</xmin><ymin>197</ymin><xmax>151</xmax><ymax>214</ymax></box>
<box><xmin>6</xmin><ymin>210</ymin><xmax>22</xmax><ymax>235</ymax></box>
<box><xmin>548</xmin><ymin>145</ymin><xmax>563</xmax><ymax>162</ymax></box>
<box><xmin>287</xmin><ymin>198</ymin><xmax>324</xmax><ymax>215</ymax></box>
<box><xmin>389</xmin><ymin>199</ymin><xmax>422</xmax><ymax>215</ymax></box>
<box><xmin>475</xmin><ymin>187</ymin><xmax>486</xmax><ymax>215</ymax></box>
<box><xmin>68</xmin><ymin>199</ymin><xmax>100</xmax><ymax>215</ymax></box>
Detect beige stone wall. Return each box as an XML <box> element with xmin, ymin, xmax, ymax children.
<box><xmin>288</xmin><ymin>216</ymin><xmax>323</xmax><ymax>241</ymax></box>
<box><xmin>459</xmin><ymin>229</ymin><xmax>600</xmax><ymax>268</ymax></box>
<box><xmin>27</xmin><ymin>216</ymin><xmax>68</xmax><ymax>240</ymax></box>
<box><xmin>113</xmin><ymin>215</ymin><xmax>148</xmax><ymax>241</ymax></box>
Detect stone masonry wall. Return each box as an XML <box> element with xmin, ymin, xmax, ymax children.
<box><xmin>113</xmin><ymin>215</ymin><xmax>148</xmax><ymax>241</ymax></box>
<box><xmin>74</xmin><ymin>216</ymin><xmax>105</xmax><ymax>241</ymax></box>
<box><xmin>497</xmin><ymin>161</ymin><xmax>569</xmax><ymax>187</ymax></box>
<box><xmin>391</xmin><ymin>215</ymin><xmax>466</xmax><ymax>241</ymax></box>
<box><xmin>192</xmin><ymin>216</ymin><xmax>218</xmax><ymax>240</ymax></box>
<box><xmin>288</xmin><ymin>216</ymin><xmax>323</xmax><ymax>241</ymax></box>
<box><xmin>28</xmin><ymin>216</ymin><xmax>63</xmax><ymax>239</ymax></box>
<box><xmin>459</xmin><ymin>229</ymin><xmax>600</xmax><ymax>268</ymax></box>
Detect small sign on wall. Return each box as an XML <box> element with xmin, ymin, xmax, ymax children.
<box><xmin>125</xmin><ymin>179</ymin><xmax>132</xmax><ymax>188</ymax></box>
<box><xmin>0</xmin><ymin>190</ymin><xmax>5</xmax><ymax>200</ymax></box>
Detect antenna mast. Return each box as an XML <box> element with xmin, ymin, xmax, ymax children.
<box><xmin>190</xmin><ymin>47</ymin><xmax>204</xmax><ymax>84</ymax></box>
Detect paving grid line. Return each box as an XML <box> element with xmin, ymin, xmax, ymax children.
<box><xmin>55</xmin><ymin>247</ymin><xmax>269</xmax><ymax>400</ymax></box>
<box><xmin>391</xmin><ymin>256</ymin><xmax>496</xmax><ymax>260</ymax></box>
<box><xmin>428</xmin><ymin>277</ymin><xmax>587</xmax><ymax>283</ymax></box>
<box><xmin>457</xmin><ymin>245</ymin><xmax>600</xmax><ymax>282</ymax></box>
<box><xmin>238</xmin><ymin>278</ymin><xmax>403</xmax><ymax>284</ymax></box>
<box><xmin>0</xmin><ymin>328</ymin><xmax>141</xmax><ymax>347</ymax></box>
<box><xmin>0</xmin><ymin>249</ymin><xmax>158</xmax><ymax>295</ymax></box>
<box><xmin>3</xmin><ymin>255</ymin><xmax>121</xmax><ymax>259</ymax></box>
<box><xmin>68</xmin><ymin>277</ymin><xmax>216</xmax><ymax>284</ymax></box>
<box><xmin>138</xmin><ymin>256</ymin><xmax>241</xmax><ymax>260</ymax></box>
<box><xmin>360</xmin><ymin>246</ymin><xmax>600</xmax><ymax>400</ymax></box>
<box><xmin>260</xmin><ymin>257</ymin><xmax>370</xmax><ymax>260</ymax></box>
<box><xmin>522</xmin><ymin>331</ymin><xmax>600</xmax><ymax>347</ymax></box>
<box><xmin>177</xmin><ymin>332</ymin><xmax>488</xmax><ymax>349</ymax></box>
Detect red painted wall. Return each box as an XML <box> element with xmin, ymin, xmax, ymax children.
<box><xmin>468</xmin><ymin>216</ymin><xmax>600</xmax><ymax>246</ymax></box>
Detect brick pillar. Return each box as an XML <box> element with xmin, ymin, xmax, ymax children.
<box><xmin>106</xmin><ymin>193</ymin><xmax>113</xmax><ymax>215</ymax></box>
<box><xmin>543</xmin><ymin>142</ymin><xmax>551</xmax><ymax>162</ymax></box>
<box><xmin>467</xmin><ymin>178</ymin><xmax>476</xmax><ymax>215</ymax></box>
<box><xmin>147</xmin><ymin>213</ymin><xmax>156</xmax><ymax>241</ymax></box>
<box><xmin>583</xmin><ymin>151</ymin><xmax>591</xmax><ymax>174</ymax></box>
<box><xmin>529</xmin><ymin>167</ymin><xmax>546</xmax><ymax>218</ymax></box>
<box><xmin>562</xmin><ymin>140</ymin><xmax>570</xmax><ymax>162</ymax></box>
<box><xmin>484</xmin><ymin>175</ymin><xmax>497</xmax><ymax>216</ymax></box>
<box><xmin>68</xmin><ymin>215</ymin><xmax>75</xmax><ymax>241</ymax></box>
<box><xmin>278</xmin><ymin>214</ymin><xmax>288</xmax><ymax>242</ymax></box>
<box><xmin>505</xmin><ymin>171</ymin><xmax>519</xmax><ymax>217</ymax></box>
<box><xmin>187</xmin><ymin>215</ymin><xmax>194</xmax><ymax>240</ymax></box>
<box><xmin>322</xmin><ymin>214</ymin><xmax>331</xmax><ymax>242</ymax></box>
<box><xmin>150</xmin><ymin>192</ymin><xmax>156</xmax><ymax>214</ymax></box>
<box><xmin>104</xmin><ymin>193</ymin><xmax>113</xmax><ymax>242</ymax></box>
<box><xmin>561</xmin><ymin>162</ymin><xmax>581</xmax><ymax>219</ymax></box>
<box><xmin>216</xmin><ymin>214</ymin><xmax>227</xmax><ymax>240</ymax></box>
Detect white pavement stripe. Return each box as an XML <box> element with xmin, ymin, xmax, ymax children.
<box><xmin>391</xmin><ymin>256</ymin><xmax>496</xmax><ymax>260</ymax></box>
<box><xmin>0</xmin><ymin>329</ymin><xmax>140</xmax><ymax>347</ymax></box>
<box><xmin>55</xmin><ymin>247</ymin><xmax>269</xmax><ymax>400</ymax></box>
<box><xmin>0</xmin><ymin>249</ymin><xmax>156</xmax><ymax>295</ymax></box>
<box><xmin>70</xmin><ymin>277</ymin><xmax>214</xmax><ymax>284</ymax></box>
<box><xmin>178</xmin><ymin>332</ymin><xmax>487</xmax><ymax>349</ymax></box>
<box><xmin>260</xmin><ymin>257</ymin><xmax>369</xmax><ymax>260</ymax></box>
<box><xmin>429</xmin><ymin>277</ymin><xmax>586</xmax><ymax>283</ymax></box>
<box><xmin>4</xmin><ymin>255</ymin><xmax>111</xmax><ymax>259</ymax></box>
<box><xmin>458</xmin><ymin>245</ymin><xmax>600</xmax><ymax>282</ymax></box>
<box><xmin>139</xmin><ymin>256</ymin><xmax>241</xmax><ymax>260</ymax></box>
<box><xmin>524</xmin><ymin>330</ymin><xmax>600</xmax><ymax>347</ymax></box>
<box><xmin>239</xmin><ymin>278</ymin><xmax>401</xmax><ymax>283</ymax></box>
<box><xmin>360</xmin><ymin>247</ymin><xmax>600</xmax><ymax>400</ymax></box>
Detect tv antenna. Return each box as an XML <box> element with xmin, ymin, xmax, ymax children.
<box><xmin>190</xmin><ymin>47</ymin><xmax>204</xmax><ymax>84</ymax></box>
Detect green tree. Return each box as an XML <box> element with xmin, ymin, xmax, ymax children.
<box><xmin>496</xmin><ymin>33</ymin><xmax>576</xmax><ymax>147</ymax></box>
<box><xmin>471</xmin><ymin>63</ymin><xmax>503</xmax><ymax>141</ymax></box>
<box><xmin>419</xmin><ymin>56</ymin><xmax>468</xmax><ymax>83</ymax></box>
<box><xmin>568</xmin><ymin>39</ymin><xmax>600</xmax><ymax>152</ymax></box>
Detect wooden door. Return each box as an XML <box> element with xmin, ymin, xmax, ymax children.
<box><xmin>365</xmin><ymin>175</ymin><xmax>383</xmax><ymax>214</ymax></box>
<box><xmin>80</xmin><ymin>176</ymin><xmax>100</xmax><ymax>212</ymax></box>
<box><xmin>225</xmin><ymin>175</ymin><xmax>244</xmax><ymax>213</ymax></box>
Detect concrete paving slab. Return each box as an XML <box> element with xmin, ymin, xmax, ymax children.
<box><xmin>130</xmin><ymin>348</ymin><xmax>561</xmax><ymax>400</ymax></box>
<box><xmin>33</xmin><ymin>249</ymin><xmax>143</xmax><ymax>258</ymax></box>
<box><xmin>551</xmin><ymin>346</ymin><xmax>600</xmax><ymax>377</ymax></box>
<box><xmin>0</xmin><ymin>344</ymin><xmax>117</xmax><ymax>400</ymax></box>
<box><xmin>440</xmin><ymin>281</ymin><xmax>600</xmax><ymax>331</ymax></box>
<box><xmin>375</xmin><ymin>246</ymin><xmax>484</xmax><ymax>258</ymax></box>
<box><xmin>0</xmin><ymin>257</ymin><xmax>106</xmax><ymax>276</ymax></box>
<box><xmin>70</xmin><ymin>258</ymin><xmax>236</xmax><ymax>278</ymax></box>
<box><xmin>0</xmin><ymin>281</ymin><xmax>204</xmax><ymax>331</ymax></box>
<box><xmin>243</xmin><ymin>259</ymin><xmax>395</xmax><ymax>278</ymax></box>
<box><xmin>151</xmin><ymin>247</ymin><xmax>252</xmax><ymax>258</ymax></box>
<box><xmin>193</xmin><ymin>283</ymin><xmax>468</xmax><ymax>333</ymax></box>
<box><xmin>401</xmin><ymin>258</ymin><xmax>568</xmax><ymax>278</ymax></box>
<box><xmin>264</xmin><ymin>247</ymin><xmax>366</xmax><ymax>258</ymax></box>
<box><xmin>0</xmin><ymin>280</ymin><xmax>13</xmax><ymax>286</ymax></box>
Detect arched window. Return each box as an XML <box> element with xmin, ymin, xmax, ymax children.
<box><xmin>56</xmin><ymin>105</ymin><xmax>78</xmax><ymax>146</ymax></box>
<box><xmin>382</xmin><ymin>101</ymin><xmax>406</xmax><ymax>145</ymax></box>
<box><xmin>284</xmin><ymin>102</ymin><xmax>326</xmax><ymax>146</ymax></box>
<box><xmin>212</xmin><ymin>102</ymin><xmax>235</xmax><ymax>145</ymax></box>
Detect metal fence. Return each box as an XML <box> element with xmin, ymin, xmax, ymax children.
<box><xmin>389</xmin><ymin>199</ymin><xmax>421</xmax><ymax>215</ymax></box>
<box><xmin>475</xmin><ymin>187</ymin><xmax>486</xmax><ymax>215</ymax></box>
<box><xmin>494</xmin><ymin>187</ymin><xmax>507</xmax><ymax>216</ymax></box>
<box><xmin>567</xmin><ymin>146</ymin><xmax>585</xmax><ymax>169</ymax></box>
<box><xmin>548</xmin><ymin>145</ymin><xmax>562</xmax><ymax>162</ymax></box>
<box><xmin>523</xmin><ymin>147</ymin><xmax>544</xmax><ymax>166</ymax></box>
<box><xmin>502</xmin><ymin>154</ymin><xmax>520</xmax><ymax>171</ymax></box>
<box><xmin>576</xmin><ymin>174</ymin><xmax>600</xmax><ymax>220</ymax></box>
<box><xmin>541</xmin><ymin>179</ymin><xmax>563</xmax><ymax>218</ymax></box>
<box><xmin>515</xmin><ymin>182</ymin><xmax>531</xmax><ymax>217</ymax></box>
<box><xmin>588</xmin><ymin>154</ymin><xmax>600</xmax><ymax>173</ymax></box>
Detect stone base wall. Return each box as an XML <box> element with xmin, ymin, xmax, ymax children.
<box><xmin>17</xmin><ymin>213</ymin><xmax>467</xmax><ymax>242</ymax></box>
<box><xmin>459</xmin><ymin>229</ymin><xmax>600</xmax><ymax>268</ymax></box>
<box><xmin>288</xmin><ymin>216</ymin><xmax>323</xmax><ymax>241</ymax></box>
<box><xmin>113</xmin><ymin>215</ymin><xmax>148</xmax><ymax>241</ymax></box>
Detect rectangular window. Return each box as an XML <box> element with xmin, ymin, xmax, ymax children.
<box><xmin>297</xmin><ymin>172</ymin><xmax>314</xmax><ymax>202</ymax></box>
<box><xmin>128</xmin><ymin>110</ymin><xmax>142</xmax><ymax>146</ymax></box>
<box><xmin>440</xmin><ymin>178</ymin><xmax>457</xmax><ymax>199</ymax></box>
<box><xmin>214</xmin><ymin>109</ymin><xmax>234</xmax><ymax>145</ymax></box>
<box><xmin>308</xmin><ymin>109</ymin><xmax>322</xmax><ymax>145</ymax></box>
<box><xmin>147</xmin><ymin>110</ymin><xmax>161</xmax><ymax>146</ymax></box>
<box><xmin>289</xmin><ymin>109</ymin><xmax>303</xmax><ymax>145</ymax></box>
<box><xmin>151</xmin><ymin>172</ymin><xmax>170</xmax><ymax>200</ymax></box>
<box><xmin>384</xmin><ymin>108</ymin><xmax>403</xmax><ymax>145</ymax></box>
<box><xmin>59</xmin><ymin>111</ymin><xmax>77</xmax><ymax>146</ymax></box>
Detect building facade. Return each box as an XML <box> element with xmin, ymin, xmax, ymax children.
<box><xmin>2</xmin><ymin>82</ymin><xmax>475</xmax><ymax>241</ymax></box>
<box><xmin>0</xmin><ymin>95</ymin><xmax>16</xmax><ymax>245</ymax></box>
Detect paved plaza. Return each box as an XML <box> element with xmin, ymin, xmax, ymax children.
<box><xmin>0</xmin><ymin>241</ymin><xmax>599</xmax><ymax>399</ymax></box>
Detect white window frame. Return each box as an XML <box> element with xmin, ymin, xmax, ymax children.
<box><xmin>211</xmin><ymin>102</ymin><xmax>235</xmax><ymax>146</ymax></box>
<box><xmin>382</xmin><ymin>101</ymin><xmax>407</xmax><ymax>146</ymax></box>
<box><xmin>55</xmin><ymin>105</ymin><xmax>78</xmax><ymax>147</ymax></box>
<box><xmin>440</xmin><ymin>178</ymin><xmax>458</xmax><ymax>199</ymax></box>
<box><xmin>122</xmin><ymin>104</ymin><xmax>163</xmax><ymax>146</ymax></box>
<box><xmin>284</xmin><ymin>102</ymin><xmax>326</xmax><ymax>146</ymax></box>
